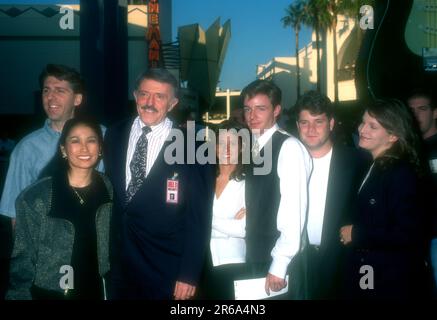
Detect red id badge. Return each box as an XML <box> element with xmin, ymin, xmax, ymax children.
<box><xmin>166</xmin><ymin>178</ymin><xmax>179</xmax><ymax>204</ymax></box>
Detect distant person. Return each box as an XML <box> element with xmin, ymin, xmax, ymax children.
<box><xmin>242</xmin><ymin>80</ymin><xmax>312</xmax><ymax>299</ymax></box>
<box><xmin>0</xmin><ymin>64</ymin><xmax>85</xmax><ymax>227</ymax></box>
<box><xmin>7</xmin><ymin>117</ymin><xmax>112</xmax><ymax>300</ymax></box>
<box><xmin>407</xmin><ymin>89</ymin><xmax>437</xmax><ymax>293</ymax></box>
<box><xmin>340</xmin><ymin>99</ymin><xmax>430</xmax><ymax>299</ymax></box>
<box><xmin>295</xmin><ymin>91</ymin><xmax>367</xmax><ymax>299</ymax></box>
<box><xmin>408</xmin><ymin>89</ymin><xmax>437</xmax><ymax>142</ymax></box>
<box><xmin>201</xmin><ymin>120</ymin><xmax>247</xmax><ymax>300</ymax></box>
<box><xmin>277</xmin><ymin>107</ymin><xmax>293</xmax><ymax>134</ymax></box>
<box><xmin>104</xmin><ymin>68</ymin><xmax>214</xmax><ymax>300</ymax></box>
<box><xmin>229</xmin><ymin>107</ymin><xmax>245</xmax><ymax>126</ymax></box>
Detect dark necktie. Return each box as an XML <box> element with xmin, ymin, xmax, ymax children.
<box><xmin>126</xmin><ymin>126</ymin><xmax>151</xmax><ymax>202</ymax></box>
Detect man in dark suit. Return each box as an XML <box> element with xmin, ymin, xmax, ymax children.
<box><xmin>104</xmin><ymin>68</ymin><xmax>214</xmax><ymax>300</ymax></box>
<box><xmin>295</xmin><ymin>91</ymin><xmax>366</xmax><ymax>299</ymax></box>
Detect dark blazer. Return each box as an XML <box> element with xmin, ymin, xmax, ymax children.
<box><xmin>344</xmin><ymin>157</ymin><xmax>429</xmax><ymax>299</ymax></box>
<box><xmin>104</xmin><ymin>118</ymin><xmax>214</xmax><ymax>299</ymax></box>
<box><xmin>307</xmin><ymin>145</ymin><xmax>367</xmax><ymax>299</ymax></box>
<box><xmin>7</xmin><ymin>173</ymin><xmax>112</xmax><ymax>300</ymax></box>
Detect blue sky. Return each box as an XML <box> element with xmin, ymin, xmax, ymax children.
<box><xmin>3</xmin><ymin>0</ymin><xmax>312</xmax><ymax>90</ymax></box>
<box><xmin>173</xmin><ymin>0</ymin><xmax>312</xmax><ymax>90</ymax></box>
<box><xmin>0</xmin><ymin>0</ymin><xmax>74</xmax><ymax>4</ymax></box>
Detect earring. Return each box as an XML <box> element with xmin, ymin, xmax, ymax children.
<box><xmin>62</xmin><ymin>153</ymin><xmax>67</xmax><ymax>159</ymax></box>
<box><xmin>98</xmin><ymin>152</ymin><xmax>102</xmax><ymax>157</ymax></box>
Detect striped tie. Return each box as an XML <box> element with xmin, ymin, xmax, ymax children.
<box><xmin>252</xmin><ymin>139</ymin><xmax>260</xmax><ymax>159</ymax></box>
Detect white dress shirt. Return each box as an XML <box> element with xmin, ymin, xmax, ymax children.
<box><xmin>210</xmin><ymin>179</ymin><xmax>246</xmax><ymax>267</ymax></box>
<box><xmin>125</xmin><ymin>117</ymin><xmax>173</xmax><ymax>189</ymax></box>
<box><xmin>307</xmin><ymin>148</ymin><xmax>332</xmax><ymax>246</ymax></box>
<box><xmin>254</xmin><ymin>124</ymin><xmax>313</xmax><ymax>279</ymax></box>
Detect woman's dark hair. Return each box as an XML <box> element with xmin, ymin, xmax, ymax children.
<box><xmin>365</xmin><ymin>99</ymin><xmax>424</xmax><ymax>174</ymax></box>
<box><xmin>215</xmin><ymin>119</ymin><xmax>247</xmax><ymax>181</ymax></box>
<box><xmin>59</xmin><ymin>116</ymin><xmax>103</xmax><ymax>150</ymax></box>
<box><xmin>39</xmin><ymin>116</ymin><xmax>103</xmax><ymax>178</ymax></box>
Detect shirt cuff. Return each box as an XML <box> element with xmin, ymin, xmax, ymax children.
<box><xmin>268</xmin><ymin>256</ymin><xmax>290</xmax><ymax>279</ymax></box>
<box><xmin>0</xmin><ymin>209</ymin><xmax>15</xmax><ymax>219</ymax></box>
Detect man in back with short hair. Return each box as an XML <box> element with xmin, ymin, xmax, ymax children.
<box><xmin>407</xmin><ymin>89</ymin><xmax>437</xmax><ymax>295</ymax></box>
<box><xmin>0</xmin><ymin>64</ymin><xmax>85</xmax><ymax>225</ymax></box>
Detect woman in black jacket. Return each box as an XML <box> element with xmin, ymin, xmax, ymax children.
<box><xmin>7</xmin><ymin>117</ymin><xmax>112</xmax><ymax>300</ymax></box>
<box><xmin>340</xmin><ymin>99</ymin><xmax>431</xmax><ymax>299</ymax></box>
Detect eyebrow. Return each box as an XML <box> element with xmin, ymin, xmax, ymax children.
<box><xmin>244</xmin><ymin>104</ymin><xmax>268</xmax><ymax>109</ymax></box>
<box><xmin>68</xmin><ymin>135</ymin><xmax>98</xmax><ymax>139</ymax></box>
<box><xmin>137</xmin><ymin>90</ymin><xmax>166</xmax><ymax>94</ymax></box>
<box><xmin>43</xmin><ymin>85</ymin><xmax>72</xmax><ymax>91</ymax></box>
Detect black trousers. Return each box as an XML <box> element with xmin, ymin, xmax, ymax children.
<box><xmin>198</xmin><ymin>251</ymin><xmax>246</xmax><ymax>300</ymax></box>
<box><xmin>305</xmin><ymin>245</ymin><xmax>324</xmax><ymax>299</ymax></box>
<box><xmin>0</xmin><ymin>215</ymin><xmax>13</xmax><ymax>300</ymax></box>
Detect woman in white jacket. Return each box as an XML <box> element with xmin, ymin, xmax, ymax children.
<box><xmin>201</xmin><ymin>120</ymin><xmax>247</xmax><ymax>300</ymax></box>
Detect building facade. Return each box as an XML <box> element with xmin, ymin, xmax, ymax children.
<box><xmin>0</xmin><ymin>1</ymin><xmax>172</xmax><ymax>115</ymax></box>
<box><xmin>256</xmin><ymin>15</ymin><xmax>359</xmax><ymax>110</ymax></box>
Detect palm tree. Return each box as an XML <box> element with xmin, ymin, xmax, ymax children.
<box><xmin>302</xmin><ymin>0</ymin><xmax>374</xmax><ymax>100</ymax></box>
<box><xmin>281</xmin><ymin>1</ymin><xmax>305</xmax><ymax>99</ymax></box>
<box><xmin>326</xmin><ymin>0</ymin><xmax>342</xmax><ymax>103</ymax></box>
<box><xmin>339</xmin><ymin>0</ymin><xmax>375</xmax><ymax>44</ymax></box>
<box><xmin>302</xmin><ymin>0</ymin><xmax>330</xmax><ymax>93</ymax></box>
<box><xmin>327</xmin><ymin>0</ymin><xmax>376</xmax><ymax>102</ymax></box>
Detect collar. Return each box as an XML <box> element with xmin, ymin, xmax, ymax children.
<box><xmin>43</xmin><ymin>119</ymin><xmax>62</xmax><ymax>137</ymax></box>
<box><xmin>253</xmin><ymin>123</ymin><xmax>279</xmax><ymax>150</ymax></box>
<box><xmin>134</xmin><ymin>116</ymin><xmax>173</xmax><ymax>135</ymax></box>
<box><xmin>49</xmin><ymin>170</ymin><xmax>110</xmax><ymax>220</ymax></box>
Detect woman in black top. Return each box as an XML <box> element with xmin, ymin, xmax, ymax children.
<box><xmin>340</xmin><ymin>99</ymin><xmax>431</xmax><ymax>299</ymax></box>
<box><xmin>7</xmin><ymin>117</ymin><xmax>112</xmax><ymax>300</ymax></box>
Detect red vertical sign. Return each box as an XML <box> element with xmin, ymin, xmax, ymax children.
<box><xmin>147</xmin><ymin>0</ymin><xmax>161</xmax><ymax>67</ymax></box>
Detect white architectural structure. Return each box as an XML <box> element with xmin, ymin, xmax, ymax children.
<box><xmin>215</xmin><ymin>89</ymin><xmax>241</xmax><ymax>120</ymax></box>
<box><xmin>257</xmin><ymin>15</ymin><xmax>359</xmax><ymax>109</ymax></box>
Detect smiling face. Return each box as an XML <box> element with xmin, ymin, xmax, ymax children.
<box><xmin>61</xmin><ymin>124</ymin><xmax>101</xmax><ymax>172</ymax></box>
<box><xmin>297</xmin><ymin>110</ymin><xmax>334</xmax><ymax>158</ymax></box>
<box><xmin>358</xmin><ymin>111</ymin><xmax>399</xmax><ymax>159</ymax></box>
<box><xmin>134</xmin><ymin>79</ymin><xmax>179</xmax><ymax>126</ymax></box>
<box><xmin>42</xmin><ymin>76</ymin><xmax>82</xmax><ymax>132</ymax></box>
<box><xmin>217</xmin><ymin>131</ymin><xmax>241</xmax><ymax>165</ymax></box>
